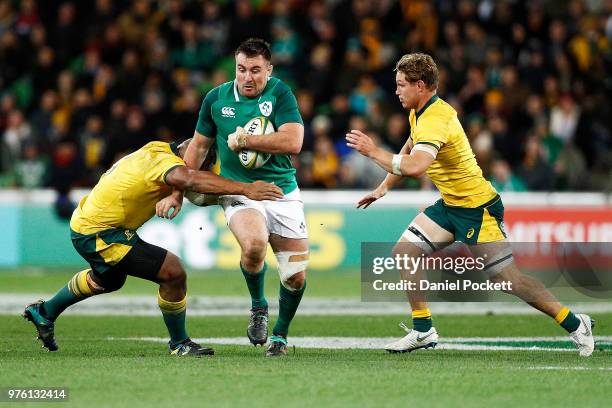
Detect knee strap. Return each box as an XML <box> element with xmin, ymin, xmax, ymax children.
<box><xmin>401</xmin><ymin>223</ymin><xmax>438</xmax><ymax>255</ymax></box>
<box><xmin>275</xmin><ymin>251</ymin><xmax>309</xmax><ymax>288</ymax></box>
<box><xmin>482</xmin><ymin>248</ymin><xmax>514</xmax><ymax>277</ymax></box>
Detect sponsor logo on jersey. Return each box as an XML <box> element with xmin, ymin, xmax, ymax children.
<box><xmin>259</xmin><ymin>101</ymin><xmax>272</xmax><ymax>117</ymax></box>
<box><xmin>230</xmin><ymin>200</ymin><xmax>245</xmax><ymax>208</ymax></box>
<box><xmin>221</xmin><ymin>107</ymin><xmax>235</xmax><ymax>118</ymax></box>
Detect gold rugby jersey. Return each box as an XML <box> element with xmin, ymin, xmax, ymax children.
<box><xmin>409</xmin><ymin>95</ymin><xmax>497</xmax><ymax>207</ymax></box>
<box><xmin>70</xmin><ymin>142</ymin><xmax>184</xmax><ymax>234</ymax></box>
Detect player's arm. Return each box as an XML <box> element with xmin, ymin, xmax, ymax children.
<box><xmin>378</xmin><ymin>136</ymin><xmax>414</xmax><ymax>190</ymax></box>
<box><xmin>228</xmin><ymin>122</ymin><xmax>304</xmax><ymax>155</ymax></box>
<box><xmin>184</xmin><ymin>131</ymin><xmax>215</xmax><ymax>170</ymax></box>
<box><xmin>229</xmin><ymin>86</ymin><xmax>304</xmax><ymax>154</ymax></box>
<box><xmin>355</xmin><ymin>137</ymin><xmax>414</xmax><ymax>208</ymax></box>
<box><xmin>165</xmin><ymin>166</ymin><xmax>282</xmax><ymax>198</ymax></box>
<box><xmin>346</xmin><ymin>129</ymin><xmax>434</xmax><ymax>177</ymax></box>
<box><xmin>157</xmin><ymin>132</ymin><xmax>215</xmax><ymax>217</ymax></box>
<box><xmin>158</xmin><ymin>166</ymin><xmax>283</xmax><ymax>219</ymax></box>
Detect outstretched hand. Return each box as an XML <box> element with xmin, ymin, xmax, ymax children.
<box><xmin>346</xmin><ymin>129</ymin><xmax>378</xmax><ymax>158</ymax></box>
<box><xmin>356</xmin><ymin>186</ymin><xmax>387</xmax><ymax>209</ymax></box>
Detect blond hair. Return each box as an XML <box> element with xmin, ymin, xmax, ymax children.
<box><xmin>395</xmin><ymin>53</ymin><xmax>439</xmax><ymax>91</ymax></box>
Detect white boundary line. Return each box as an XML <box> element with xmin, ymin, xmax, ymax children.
<box><xmin>107</xmin><ymin>336</ymin><xmax>612</xmax><ymax>353</ymax></box>
<box><xmin>526</xmin><ymin>366</ymin><xmax>612</xmax><ymax>371</ymax></box>
<box><xmin>0</xmin><ymin>189</ymin><xmax>609</xmax><ymax>207</ymax></box>
<box><xmin>3</xmin><ymin>295</ymin><xmax>612</xmax><ymax>316</ymax></box>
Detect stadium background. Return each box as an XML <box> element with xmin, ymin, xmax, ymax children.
<box><xmin>0</xmin><ymin>0</ymin><xmax>610</xmax><ymax>269</ymax></box>
<box><xmin>1</xmin><ymin>1</ymin><xmax>611</xmax><ymax>407</ymax></box>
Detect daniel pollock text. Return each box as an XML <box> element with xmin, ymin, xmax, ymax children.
<box><xmin>372</xmin><ymin>279</ymin><xmax>513</xmax><ymax>292</ymax></box>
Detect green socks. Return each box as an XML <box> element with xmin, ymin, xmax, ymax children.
<box><xmin>555</xmin><ymin>307</ymin><xmax>581</xmax><ymax>333</ymax></box>
<box><xmin>272</xmin><ymin>282</ymin><xmax>306</xmax><ymax>337</ymax></box>
<box><xmin>241</xmin><ymin>262</ymin><xmax>268</xmax><ymax>309</ymax></box>
<box><xmin>412</xmin><ymin>308</ymin><xmax>433</xmax><ymax>332</ymax></box>
<box><xmin>158</xmin><ymin>292</ymin><xmax>188</xmax><ymax>346</ymax></box>
<box><xmin>42</xmin><ymin>269</ymin><xmax>97</xmax><ymax>321</ymax></box>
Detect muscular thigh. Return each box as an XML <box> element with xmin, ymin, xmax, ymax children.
<box><xmin>228</xmin><ymin>208</ymin><xmax>270</xmax><ymax>248</ymax></box>
<box><xmin>468</xmin><ymin>239</ymin><xmax>515</xmax><ymax>278</ymax></box>
<box><xmin>269</xmin><ymin>234</ymin><xmax>308</xmax><ymax>253</ymax></box>
<box><xmin>399</xmin><ymin>212</ymin><xmax>454</xmax><ymax>254</ymax></box>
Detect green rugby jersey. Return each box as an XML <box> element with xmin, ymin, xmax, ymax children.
<box><xmin>195</xmin><ymin>77</ymin><xmax>303</xmax><ymax>195</ymax></box>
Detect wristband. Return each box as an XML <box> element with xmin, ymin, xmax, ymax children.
<box><xmin>237</xmin><ymin>133</ymin><xmax>247</xmax><ymax>149</ymax></box>
<box><xmin>391</xmin><ymin>154</ymin><xmax>403</xmax><ymax>176</ymax></box>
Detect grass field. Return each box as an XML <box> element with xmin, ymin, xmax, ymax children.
<box><xmin>1</xmin><ymin>269</ymin><xmax>611</xmax><ymax>407</ymax></box>
<box><xmin>0</xmin><ymin>267</ymin><xmax>360</xmax><ymax>297</ymax></box>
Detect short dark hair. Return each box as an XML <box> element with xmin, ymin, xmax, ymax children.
<box><xmin>235</xmin><ymin>38</ymin><xmax>272</xmax><ymax>61</ymax></box>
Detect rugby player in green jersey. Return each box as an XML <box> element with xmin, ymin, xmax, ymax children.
<box><xmin>157</xmin><ymin>39</ymin><xmax>308</xmax><ymax>357</ymax></box>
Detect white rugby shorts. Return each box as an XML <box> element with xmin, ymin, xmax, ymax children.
<box><xmin>219</xmin><ymin>188</ymin><xmax>308</xmax><ymax>239</ymax></box>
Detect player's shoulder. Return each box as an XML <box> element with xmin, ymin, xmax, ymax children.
<box><xmin>428</xmin><ymin>97</ymin><xmax>456</xmax><ymax>119</ymax></box>
<box><xmin>141</xmin><ymin>141</ymin><xmax>171</xmax><ymax>153</ymax></box>
<box><xmin>266</xmin><ymin>77</ymin><xmax>292</xmax><ymax>96</ymax></box>
<box><xmin>140</xmin><ymin>141</ymin><xmax>181</xmax><ymax>162</ymax></box>
<box><xmin>416</xmin><ymin>97</ymin><xmax>456</xmax><ymax>127</ymax></box>
<box><xmin>204</xmin><ymin>81</ymin><xmax>232</xmax><ymax>102</ymax></box>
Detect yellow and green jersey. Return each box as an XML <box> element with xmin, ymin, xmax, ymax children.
<box><xmin>70</xmin><ymin>141</ymin><xmax>184</xmax><ymax>234</ymax></box>
<box><xmin>409</xmin><ymin>95</ymin><xmax>497</xmax><ymax>208</ymax></box>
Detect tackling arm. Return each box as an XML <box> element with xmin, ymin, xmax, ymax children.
<box><xmin>165</xmin><ymin>167</ymin><xmax>246</xmax><ymax>195</ymax></box>
<box><xmin>165</xmin><ymin>167</ymin><xmax>283</xmax><ymax>199</ymax></box>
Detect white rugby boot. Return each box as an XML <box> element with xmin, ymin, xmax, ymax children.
<box><xmin>569</xmin><ymin>314</ymin><xmax>595</xmax><ymax>357</ymax></box>
<box><xmin>384</xmin><ymin>322</ymin><xmax>438</xmax><ymax>353</ymax></box>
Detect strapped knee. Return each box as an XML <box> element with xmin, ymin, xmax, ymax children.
<box><xmin>275</xmin><ymin>251</ymin><xmax>309</xmax><ymax>291</ymax></box>
<box><xmin>482</xmin><ymin>248</ymin><xmax>514</xmax><ymax>277</ymax></box>
<box><xmin>401</xmin><ymin>223</ymin><xmax>438</xmax><ymax>256</ymax></box>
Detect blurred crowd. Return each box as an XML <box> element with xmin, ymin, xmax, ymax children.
<box><xmin>0</xmin><ymin>0</ymin><xmax>610</xmax><ymax>193</ymax></box>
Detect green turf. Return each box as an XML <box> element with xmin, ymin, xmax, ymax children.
<box><xmin>0</xmin><ymin>267</ymin><xmax>360</xmax><ymax>297</ymax></box>
<box><xmin>2</xmin><ymin>314</ymin><xmax>611</xmax><ymax>408</ymax></box>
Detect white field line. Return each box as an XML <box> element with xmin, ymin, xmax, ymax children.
<box><xmin>3</xmin><ymin>294</ymin><xmax>612</xmax><ymax>316</ymax></box>
<box><xmin>106</xmin><ymin>336</ymin><xmax>612</xmax><ymax>352</ymax></box>
<box><xmin>526</xmin><ymin>366</ymin><xmax>612</xmax><ymax>371</ymax></box>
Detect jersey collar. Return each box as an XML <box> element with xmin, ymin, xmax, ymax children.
<box><xmin>232</xmin><ymin>79</ymin><xmax>272</xmax><ymax>102</ymax></box>
<box><xmin>169</xmin><ymin>142</ymin><xmax>180</xmax><ymax>157</ymax></box>
<box><xmin>415</xmin><ymin>94</ymin><xmax>439</xmax><ymax>120</ymax></box>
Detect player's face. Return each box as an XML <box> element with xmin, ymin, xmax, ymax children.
<box><xmin>235</xmin><ymin>53</ymin><xmax>273</xmax><ymax>98</ymax></box>
<box><xmin>395</xmin><ymin>72</ymin><xmax>421</xmax><ymax>110</ymax></box>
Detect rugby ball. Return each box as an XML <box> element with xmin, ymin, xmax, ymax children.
<box><xmin>238</xmin><ymin>116</ymin><xmax>274</xmax><ymax>169</ymax></box>
<box><xmin>184</xmin><ymin>190</ymin><xmax>219</xmax><ymax>207</ymax></box>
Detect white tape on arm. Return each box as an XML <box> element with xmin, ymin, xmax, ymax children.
<box><xmin>391</xmin><ymin>154</ymin><xmax>403</xmax><ymax>176</ymax></box>
<box><xmin>410</xmin><ymin>144</ymin><xmax>438</xmax><ymax>159</ymax></box>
